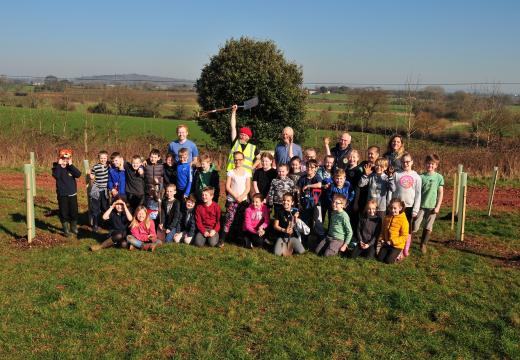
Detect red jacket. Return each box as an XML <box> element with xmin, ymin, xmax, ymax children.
<box><xmin>195</xmin><ymin>202</ymin><xmax>221</xmax><ymax>234</ymax></box>
<box><xmin>130</xmin><ymin>220</ymin><xmax>157</xmax><ymax>242</ymax></box>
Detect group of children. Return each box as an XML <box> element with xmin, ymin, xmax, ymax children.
<box><xmin>53</xmin><ymin>133</ymin><xmax>444</xmax><ymax>263</ymax></box>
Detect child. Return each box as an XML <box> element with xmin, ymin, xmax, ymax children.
<box><xmin>243</xmin><ymin>193</ymin><xmax>270</xmax><ymax>249</ymax></box>
<box><xmin>356</xmin><ymin>146</ymin><xmax>381</xmax><ymax>213</ymax></box>
<box><xmin>160</xmin><ymin>184</ymin><xmax>181</xmax><ymax>243</ymax></box>
<box><xmin>289</xmin><ymin>156</ymin><xmax>304</xmax><ymax>184</ymax></box>
<box><xmin>253</xmin><ymin>152</ymin><xmax>277</xmax><ymax>200</ymax></box>
<box><xmin>393</xmin><ymin>152</ymin><xmax>421</xmax><ymax>257</ymax></box>
<box><xmin>301</xmin><ymin>147</ymin><xmax>317</xmax><ymax>171</ymax></box>
<box><xmin>124</xmin><ymin>155</ymin><xmax>145</xmax><ymax>213</ymax></box>
<box><xmin>144</xmin><ymin>148</ymin><xmax>164</xmax><ymax>200</ymax></box>
<box><xmin>317</xmin><ymin>155</ymin><xmax>334</xmax><ymax>185</ymax></box>
<box><xmin>297</xmin><ymin>159</ymin><xmax>322</xmax><ymax>229</ymax></box>
<box><xmin>273</xmin><ymin>193</ymin><xmax>305</xmax><ymax>256</ymax></box>
<box><xmin>89</xmin><ymin>150</ymin><xmax>109</xmax><ymax>232</ymax></box>
<box><xmin>175</xmin><ymin>147</ymin><xmax>193</xmax><ymax>200</ymax></box>
<box><xmin>163</xmin><ymin>153</ymin><xmax>176</xmax><ymax>186</ymax></box>
<box><xmin>108</xmin><ymin>152</ymin><xmax>126</xmax><ymax>201</ymax></box>
<box><xmin>126</xmin><ymin>205</ymin><xmax>161</xmax><ymax>251</ymax></box>
<box><xmin>358</xmin><ymin>157</ymin><xmax>396</xmax><ymax>219</ymax></box>
<box><xmin>52</xmin><ymin>149</ymin><xmax>81</xmax><ymax>236</ymax></box>
<box><xmin>223</xmin><ymin>151</ymin><xmax>251</xmax><ymax>242</ymax></box>
<box><xmin>378</xmin><ymin>199</ymin><xmax>409</xmax><ymax>264</ymax></box>
<box><xmin>267</xmin><ymin>164</ymin><xmax>295</xmax><ymax>213</ymax></box>
<box><xmin>194</xmin><ymin>186</ymin><xmax>221</xmax><ymax>247</ymax></box>
<box><xmin>324</xmin><ymin>169</ymin><xmax>354</xmax><ymax>222</ymax></box>
<box><xmin>90</xmin><ymin>197</ymin><xmax>133</xmax><ymax>251</ymax></box>
<box><xmin>344</xmin><ymin>149</ymin><xmax>364</xmax><ymax>231</ymax></box>
<box><xmin>174</xmin><ymin>194</ymin><xmax>197</xmax><ymax>244</ymax></box>
<box><xmin>350</xmin><ymin>200</ymin><xmax>381</xmax><ymax>259</ymax></box>
<box><xmin>192</xmin><ymin>153</ymin><xmax>220</xmax><ymax>203</ymax></box>
<box><xmin>413</xmin><ymin>154</ymin><xmax>444</xmax><ymax>254</ymax></box>
<box><xmin>315</xmin><ymin>194</ymin><xmax>352</xmax><ymax>257</ymax></box>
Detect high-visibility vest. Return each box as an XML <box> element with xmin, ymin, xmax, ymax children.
<box><xmin>227</xmin><ymin>141</ymin><xmax>256</xmax><ymax>174</ymax></box>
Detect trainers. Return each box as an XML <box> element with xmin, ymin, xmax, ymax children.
<box><xmin>129</xmin><ymin>245</ymin><xmax>136</xmax><ymax>251</ymax></box>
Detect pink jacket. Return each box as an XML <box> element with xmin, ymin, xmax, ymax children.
<box><xmin>130</xmin><ymin>220</ymin><xmax>157</xmax><ymax>242</ymax></box>
<box><xmin>243</xmin><ymin>204</ymin><xmax>270</xmax><ymax>234</ymax></box>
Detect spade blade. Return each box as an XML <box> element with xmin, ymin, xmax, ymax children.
<box><xmin>242</xmin><ymin>96</ymin><xmax>259</xmax><ymax>110</ymax></box>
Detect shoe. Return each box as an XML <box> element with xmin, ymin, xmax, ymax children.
<box><xmin>420</xmin><ymin>243</ymin><xmax>427</xmax><ymax>254</ymax></box>
<box><xmin>90</xmin><ymin>244</ymin><xmax>102</xmax><ymax>251</ymax></box>
<box><xmin>62</xmin><ymin>222</ymin><xmax>71</xmax><ymax>237</ymax></box>
<box><xmin>129</xmin><ymin>245</ymin><xmax>136</xmax><ymax>251</ymax></box>
<box><xmin>70</xmin><ymin>221</ymin><xmax>79</xmax><ymax>235</ymax></box>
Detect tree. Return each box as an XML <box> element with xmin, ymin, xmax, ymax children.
<box><xmin>352</xmin><ymin>88</ymin><xmax>387</xmax><ymax>132</ymax></box>
<box><xmin>196</xmin><ymin>37</ymin><xmax>307</xmax><ymax>146</ymax></box>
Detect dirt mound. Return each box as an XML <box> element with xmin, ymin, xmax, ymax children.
<box><xmin>13</xmin><ymin>233</ymin><xmax>71</xmax><ymax>249</ymax></box>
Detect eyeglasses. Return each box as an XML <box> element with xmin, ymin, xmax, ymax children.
<box><xmin>403</xmin><ymin>160</ymin><xmax>412</xmax><ymax>164</ymax></box>
<box><xmin>234</xmin><ymin>158</ymin><xmax>244</xmax><ymax>162</ymax></box>
<box><xmin>333</xmin><ymin>201</ymin><xmax>344</xmax><ymax>205</ymax></box>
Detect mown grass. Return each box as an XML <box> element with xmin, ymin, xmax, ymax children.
<box><xmin>0</xmin><ymin>170</ymin><xmax>519</xmax><ymax>358</ymax></box>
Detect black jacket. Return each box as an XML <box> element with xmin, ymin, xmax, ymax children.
<box><xmin>52</xmin><ymin>163</ymin><xmax>81</xmax><ymax>196</ymax></box>
<box><xmin>355</xmin><ymin>215</ymin><xmax>381</xmax><ymax>247</ymax></box>
<box><xmin>161</xmin><ymin>199</ymin><xmax>181</xmax><ymax>231</ymax></box>
<box><xmin>177</xmin><ymin>206</ymin><xmax>196</xmax><ymax>237</ymax></box>
<box><xmin>124</xmin><ymin>162</ymin><xmax>145</xmax><ymax>196</ymax></box>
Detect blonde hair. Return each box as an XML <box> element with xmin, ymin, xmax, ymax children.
<box><xmin>375</xmin><ymin>157</ymin><xmax>389</xmax><ymax>168</ymax></box>
<box><xmin>130</xmin><ymin>206</ymin><xmax>151</xmax><ymax>229</ymax></box>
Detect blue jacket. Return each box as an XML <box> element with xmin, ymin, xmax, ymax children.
<box><xmin>108</xmin><ymin>166</ymin><xmax>126</xmax><ymax>196</ymax></box>
<box><xmin>175</xmin><ymin>162</ymin><xmax>192</xmax><ymax>195</ymax></box>
<box><xmin>327</xmin><ymin>181</ymin><xmax>355</xmax><ymax>204</ymax></box>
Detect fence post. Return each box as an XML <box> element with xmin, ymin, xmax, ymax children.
<box><xmin>83</xmin><ymin>159</ymin><xmax>92</xmax><ymax>226</ymax></box>
<box><xmin>24</xmin><ymin>164</ymin><xmax>36</xmax><ymax>243</ymax></box>
<box><xmin>456</xmin><ymin>172</ymin><xmax>468</xmax><ymax>241</ymax></box>
<box><xmin>451</xmin><ymin>172</ymin><xmax>458</xmax><ymax>230</ymax></box>
<box><xmin>30</xmin><ymin>152</ymin><xmax>36</xmax><ymax>197</ymax></box>
<box><xmin>487</xmin><ymin>166</ymin><xmax>499</xmax><ymax>217</ymax></box>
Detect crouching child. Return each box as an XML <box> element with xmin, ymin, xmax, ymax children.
<box><xmin>194</xmin><ymin>187</ymin><xmax>221</xmax><ymax>247</ymax></box>
<box><xmin>315</xmin><ymin>194</ymin><xmax>353</xmax><ymax>257</ymax></box>
<box><xmin>90</xmin><ymin>197</ymin><xmax>133</xmax><ymax>251</ymax></box>
<box><xmin>126</xmin><ymin>205</ymin><xmax>162</xmax><ymax>251</ymax></box>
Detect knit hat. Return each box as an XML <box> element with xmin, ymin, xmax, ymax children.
<box><xmin>59</xmin><ymin>149</ymin><xmax>73</xmax><ymax>159</ymax></box>
<box><xmin>239</xmin><ymin>127</ymin><xmax>252</xmax><ymax>138</ymax></box>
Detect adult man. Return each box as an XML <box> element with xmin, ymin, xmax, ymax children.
<box><xmin>325</xmin><ymin>132</ymin><xmax>353</xmax><ymax>171</ymax></box>
<box><xmin>167</xmin><ymin>124</ymin><xmax>199</xmax><ymax>166</ymax></box>
<box><xmin>274</xmin><ymin>127</ymin><xmax>303</xmax><ymax>166</ymax></box>
<box><xmin>226</xmin><ymin>104</ymin><xmax>260</xmax><ymax>175</ymax></box>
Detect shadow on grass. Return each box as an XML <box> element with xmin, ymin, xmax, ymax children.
<box><xmin>433</xmin><ymin>239</ymin><xmax>519</xmax><ymax>264</ymax></box>
<box><xmin>11</xmin><ymin>213</ymin><xmax>62</xmax><ymax>234</ymax></box>
<box><xmin>0</xmin><ymin>223</ymin><xmax>21</xmax><ymax>238</ymax></box>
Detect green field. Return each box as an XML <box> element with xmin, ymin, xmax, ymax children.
<box><xmin>0</xmin><ymin>168</ymin><xmax>518</xmax><ymax>358</ymax></box>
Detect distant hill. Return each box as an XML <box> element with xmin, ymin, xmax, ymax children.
<box><xmin>73</xmin><ymin>74</ymin><xmax>195</xmax><ymax>87</ymax></box>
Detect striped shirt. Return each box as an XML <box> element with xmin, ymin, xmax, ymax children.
<box><xmin>91</xmin><ymin>163</ymin><xmax>109</xmax><ymax>189</ymax></box>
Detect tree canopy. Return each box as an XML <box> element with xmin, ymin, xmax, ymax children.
<box><xmin>196</xmin><ymin>37</ymin><xmax>307</xmax><ymax>146</ymax></box>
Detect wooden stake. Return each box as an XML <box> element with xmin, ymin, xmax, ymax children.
<box><xmin>487</xmin><ymin>166</ymin><xmax>499</xmax><ymax>217</ymax></box>
<box><xmin>451</xmin><ymin>172</ymin><xmax>457</xmax><ymax>230</ymax></box>
<box><xmin>456</xmin><ymin>172</ymin><xmax>467</xmax><ymax>241</ymax></box>
<box><xmin>30</xmin><ymin>152</ymin><xmax>36</xmax><ymax>197</ymax></box>
<box><xmin>24</xmin><ymin>164</ymin><xmax>35</xmax><ymax>243</ymax></box>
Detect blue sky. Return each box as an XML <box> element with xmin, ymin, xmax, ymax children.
<box><xmin>1</xmin><ymin>0</ymin><xmax>519</xmax><ymax>91</ymax></box>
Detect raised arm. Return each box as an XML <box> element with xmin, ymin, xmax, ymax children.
<box><xmin>230</xmin><ymin>104</ymin><xmax>238</xmax><ymax>141</ymax></box>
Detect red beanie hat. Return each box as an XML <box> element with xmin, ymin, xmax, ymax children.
<box><xmin>239</xmin><ymin>127</ymin><xmax>253</xmax><ymax>138</ymax></box>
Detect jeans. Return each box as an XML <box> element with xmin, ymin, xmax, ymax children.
<box><xmin>193</xmin><ymin>232</ymin><xmax>220</xmax><ymax>247</ymax></box>
<box><xmin>126</xmin><ymin>235</ymin><xmax>162</xmax><ymax>249</ymax></box>
<box><xmin>164</xmin><ymin>229</ymin><xmax>177</xmax><ymax>243</ymax></box>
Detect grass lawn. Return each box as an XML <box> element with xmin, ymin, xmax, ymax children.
<box><xmin>0</xmin><ymin>168</ymin><xmax>519</xmax><ymax>358</ymax></box>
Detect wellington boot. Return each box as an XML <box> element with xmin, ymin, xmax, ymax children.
<box><xmin>70</xmin><ymin>221</ymin><xmax>79</xmax><ymax>235</ymax></box>
<box><xmin>90</xmin><ymin>239</ymin><xmax>114</xmax><ymax>252</ymax></box>
<box><xmin>420</xmin><ymin>230</ymin><xmax>431</xmax><ymax>254</ymax></box>
<box><xmin>62</xmin><ymin>222</ymin><xmax>71</xmax><ymax>237</ymax></box>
